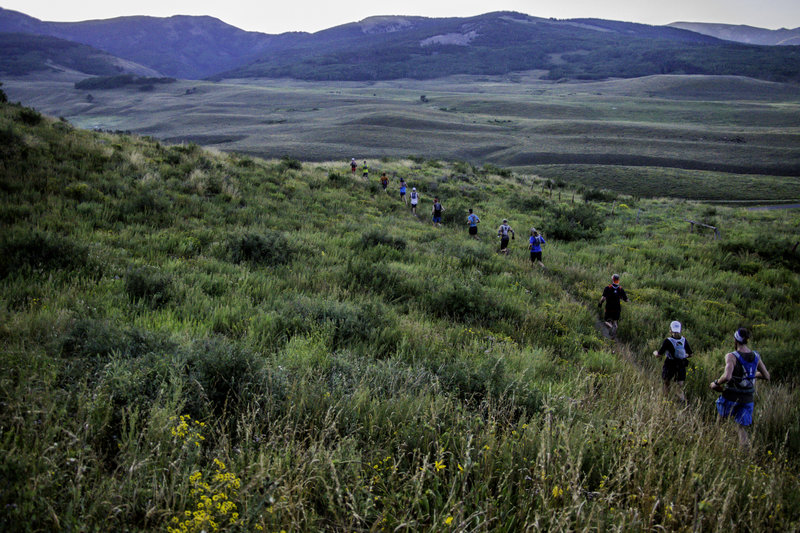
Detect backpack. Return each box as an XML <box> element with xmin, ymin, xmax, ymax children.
<box><xmin>499</xmin><ymin>224</ymin><xmax>510</xmax><ymax>236</ymax></box>
<box><xmin>666</xmin><ymin>337</ymin><xmax>687</xmax><ymax>360</ymax></box>
<box><xmin>733</xmin><ymin>351</ymin><xmax>760</xmax><ymax>391</ymax></box>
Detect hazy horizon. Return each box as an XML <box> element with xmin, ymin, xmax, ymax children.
<box><xmin>2</xmin><ymin>1</ymin><xmax>799</xmax><ymax>34</ymax></box>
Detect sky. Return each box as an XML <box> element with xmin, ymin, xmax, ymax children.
<box><xmin>2</xmin><ymin>0</ymin><xmax>799</xmax><ymax>34</ymax></box>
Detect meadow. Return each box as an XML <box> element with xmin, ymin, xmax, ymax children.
<box><xmin>3</xmin><ymin>72</ymin><xmax>800</xmax><ymax>202</ymax></box>
<box><xmin>1</xmin><ymin>99</ymin><xmax>800</xmax><ymax>531</ymax></box>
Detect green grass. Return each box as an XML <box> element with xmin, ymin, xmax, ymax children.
<box><xmin>1</xmin><ymin>100</ymin><xmax>800</xmax><ymax>531</ymax></box>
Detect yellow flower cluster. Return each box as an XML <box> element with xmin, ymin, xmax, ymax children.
<box><xmin>170</xmin><ymin>415</ymin><xmax>206</xmax><ymax>448</ymax></box>
<box><xmin>168</xmin><ymin>460</ymin><xmax>242</xmax><ymax>533</ymax></box>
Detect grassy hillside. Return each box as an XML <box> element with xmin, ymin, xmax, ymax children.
<box><xmin>1</xmin><ymin>101</ymin><xmax>800</xmax><ymax>531</ymax></box>
<box><xmin>4</xmin><ymin>74</ymin><xmax>800</xmax><ymax>201</ymax></box>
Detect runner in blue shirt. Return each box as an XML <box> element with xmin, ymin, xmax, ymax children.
<box><xmin>528</xmin><ymin>228</ymin><xmax>546</xmax><ymax>269</ymax></box>
<box><xmin>466</xmin><ymin>208</ymin><xmax>480</xmax><ymax>239</ymax></box>
<box><xmin>432</xmin><ymin>197</ymin><xmax>444</xmax><ymax>227</ymax></box>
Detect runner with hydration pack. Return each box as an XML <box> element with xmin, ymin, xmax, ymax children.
<box><xmin>399</xmin><ymin>179</ymin><xmax>407</xmax><ymax>205</ymax></box>
<box><xmin>710</xmin><ymin>328</ymin><xmax>770</xmax><ymax>448</ymax></box>
<box><xmin>598</xmin><ymin>274</ymin><xmax>628</xmax><ymax>339</ymax></box>
<box><xmin>380</xmin><ymin>172</ymin><xmax>389</xmax><ymax>191</ymax></box>
<box><xmin>497</xmin><ymin>219</ymin><xmax>514</xmax><ymax>254</ymax></box>
<box><xmin>528</xmin><ymin>228</ymin><xmax>546</xmax><ymax>269</ymax></box>
<box><xmin>410</xmin><ymin>187</ymin><xmax>419</xmax><ymax>215</ymax></box>
<box><xmin>362</xmin><ymin>161</ymin><xmax>369</xmax><ymax>178</ymax></box>
<box><xmin>466</xmin><ymin>208</ymin><xmax>480</xmax><ymax>239</ymax></box>
<box><xmin>432</xmin><ymin>197</ymin><xmax>444</xmax><ymax>226</ymax></box>
<box><xmin>351</xmin><ymin>158</ymin><xmax>358</xmax><ymax>174</ymax></box>
<box><xmin>654</xmin><ymin>320</ymin><xmax>693</xmax><ymax>404</ymax></box>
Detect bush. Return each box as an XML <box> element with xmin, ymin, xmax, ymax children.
<box><xmin>227</xmin><ymin>231</ymin><xmax>292</xmax><ymax>266</ymax></box>
<box><xmin>328</xmin><ymin>171</ymin><xmax>348</xmax><ymax>187</ymax></box>
<box><xmin>719</xmin><ymin>235</ymin><xmax>800</xmax><ymax>271</ymax></box>
<box><xmin>16</xmin><ymin>107</ymin><xmax>42</xmax><ymax>126</ymax></box>
<box><xmin>360</xmin><ymin>230</ymin><xmax>406</xmax><ymax>251</ymax></box>
<box><xmin>185</xmin><ymin>337</ymin><xmax>266</xmax><ymax>413</ymax></box>
<box><xmin>481</xmin><ymin>163</ymin><xmax>512</xmax><ymax>178</ymax></box>
<box><xmin>581</xmin><ymin>187</ymin><xmax>617</xmax><ymax>203</ymax></box>
<box><xmin>0</xmin><ymin>230</ymin><xmax>89</xmax><ymax>277</ymax></box>
<box><xmin>547</xmin><ymin>204</ymin><xmax>605</xmax><ymax>241</ymax></box>
<box><xmin>125</xmin><ymin>266</ymin><xmax>172</xmax><ymax>307</ymax></box>
<box><xmin>509</xmin><ymin>193</ymin><xmax>547</xmax><ymax>211</ymax></box>
<box><xmin>279</xmin><ymin>156</ymin><xmax>302</xmax><ymax>171</ymax></box>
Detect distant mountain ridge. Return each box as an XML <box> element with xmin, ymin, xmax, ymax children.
<box><xmin>669</xmin><ymin>22</ymin><xmax>800</xmax><ymax>46</ymax></box>
<box><xmin>1</xmin><ymin>8</ymin><xmax>799</xmax><ymax>83</ymax></box>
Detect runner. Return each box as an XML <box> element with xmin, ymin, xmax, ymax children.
<box><xmin>528</xmin><ymin>228</ymin><xmax>546</xmax><ymax>268</ymax></box>
<box><xmin>710</xmin><ymin>328</ymin><xmax>771</xmax><ymax>448</ymax></box>
<box><xmin>380</xmin><ymin>172</ymin><xmax>389</xmax><ymax>191</ymax></box>
<box><xmin>432</xmin><ymin>197</ymin><xmax>444</xmax><ymax>227</ymax></box>
<box><xmin>466</xmin><ymin>208</ymin><xmax>480</xmax><ymax>239</ymax></box>
<box><xmin>497</xmin><ymin>219</ymin><xmax>514</xmax><ymax>254</ymax></box>
<box><xmin>350</xmin><ymin>158</ymin><xmax>357</xmax><ymax>174</ymax></box>
<box><xmin>598</xmin><ymin>274</ymin><xmax>628</xmax><ymax>339</ymax></box>
<box><xmin>410</xmin><ymin>187</ymin><xmax>419</xmax><ymax>215</ymax></box>
<box><xmin>399</xmin><ymin>179</ymin><xmax>407</xmax><ymax>205</ymax></box>
<box><xmin>362</xmin><ymin>161</ymin><xmax>369</xmax><ymax>178</ymax></box>
<box><xmin>653</xmin><ymin>320</ymin><xmax>693</xmax><ymax>404</ymax></box>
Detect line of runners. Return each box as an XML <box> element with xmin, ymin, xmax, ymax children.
<box><xmin>352</xmin><ymin>158</ymin><xmax>771</xmax><ymax>448</ymax></box>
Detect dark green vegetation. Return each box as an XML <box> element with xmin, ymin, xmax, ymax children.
<box><xmin>2</xmin><ymin>8</ymin><xmax>800</xmax><ymax>83</ymax></box>
<box><xmin>74</xmin><ymin>75</ymin><xmax>176</xmax><ymax>90</ymax></box>
<box><xmin>0</xmin><ymin>33</ymin><xmax>133</xmax><ymax>76</ymax></box>
<box><xmin>1</xmin><ymin>101</ymin><xmax>800</xmax><ymax>531</ymax></box>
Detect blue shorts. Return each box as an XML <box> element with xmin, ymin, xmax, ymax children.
<box><xmin>716</xmin><ymin>397</ymin><xmax>754</xmax><ymax>426</ymax></box>
<box><xmin>432</xmin><ymin>216</ymin><xmax>442</xmax><ymax>223</ymax></box>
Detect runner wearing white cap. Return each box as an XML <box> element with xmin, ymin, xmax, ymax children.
<box><xmin>653</xmin><ymin>320</ymin><xmax>693</xmax><ymax>404</ymax></box>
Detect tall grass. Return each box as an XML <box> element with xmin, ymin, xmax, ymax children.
<box><xmin>1</xmin><ymin>101</ymin><xmax>799</xmax><ymax>531</ymax></box>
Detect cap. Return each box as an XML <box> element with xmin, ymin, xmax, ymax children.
<box><xmin>670</xmin><ymin>321</ymin><xmax>682</xmax><ymax>333</ymax></box>
<box><xmin>412</xmin><ymin>187</ymin><xmax>416</xmax><ymax>191</ymax></box>
<box><xmin>612</xmin><ymin>273</ymin><xmax>620</xmax><ymax>281</ymax></box>
<box><xmin>531</xmin><ymin>227</ymin><xmax>538</xmax><ymax>233</ymax></box>
<box><xmin>503</xmin><ymin>219</ymin><xmax>508</xmax><ymax>223</ymax></box>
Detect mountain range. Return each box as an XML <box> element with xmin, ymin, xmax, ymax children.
<box><xmin>1</xmin><ymin>7</ymin><xmax>799</xmax><ymax>83</ymax></box>
<box><xmin>668</xmin><ymin>22</ymin><xmax>800</xmax><ymax>46</ymax></box>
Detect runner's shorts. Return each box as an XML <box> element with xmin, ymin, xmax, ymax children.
<box><xmin>500</xmin><ymin>237</ymin><xmax>509</xmax><ymax>250</ymax></box>
<box><xmin>662</xmin><ymin>358</ymin><xmax>687</xmax><ymax>382</ymax></box>
<box><xmin>716</xmin><ymin>397</ymin><xmax>754</xmax><ymax>426</ymax></box>
<box><xmin>469</xmin><ymin>226</ymin><xmax>478</xmax><ymax>235</ymax></box>
<box><xmin>530</xmin><ymin>251</ymin><xmax>542</xmax><ymax>262</ymax></box>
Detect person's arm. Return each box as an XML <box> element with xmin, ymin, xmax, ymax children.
<box><xmin>510</xmin><ymin>228</ymin><xmax>515</xmax><ymax>239</ymax></box>
<box><xmin>598</xmin><ymin>287</ymin><xmax>607</xmax><ymax>307</ymax></box>
<box><xmin>621</xmin><ymin>287</ymin><xmax>629</xmax><ymax>302</ymax></box>
<box><xmin>684</xmin><ymin>339</ymin><xmax>693</xmax><ymax>358</ymax></box>
<box><xmin>710</xmin><ymin>352</ymin><xmax>736</xmax><ymax>390</ymax></box>
<box><xmin>756</xmin><ymin>358</ymin><xmax>770</xmax><ymax>381</ymax></box>
<box><xmin>653</xmin><ymin>338</ymin><xmax>670</xmax><ymax>357</ymax></box>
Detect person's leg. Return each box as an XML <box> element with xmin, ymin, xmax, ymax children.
<box><xmin>675</xmin><ymin>381</ymin><xmax>686</xmax><ymax>403</ymax></box>
<box><xmin>737</xmin><ymin>426</ymin><xmax>750</xmax><ymax>448</ymax></box>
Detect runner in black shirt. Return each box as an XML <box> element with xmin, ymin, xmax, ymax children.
<box><xmin>598</xmin><ymin>274</ymin><xmax>628</xmax><ymax>338</ymax></box>
<box><xmin>653</xmin><ymin>320</ymin><xmax>693</xmax><ymax>404</ymax></box>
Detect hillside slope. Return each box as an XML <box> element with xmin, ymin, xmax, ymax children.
<box><xmin>669</xmin><ymin>21</ymin><xmax>800</xmax><ymax>46</ymax></box>
<box><xmin>1</xmin><ymin>100</ymin><xmax>799</xmax><ymax>531</ymax></box>
<box><xmin>0</xmin><ymin>32</ymin><xmax>161</xmax><ymax>77</ymax></box>
<box><xmin>2</xmin><ymin>8</ymin><xmax>800</xmax><ymax>82</ymax></box>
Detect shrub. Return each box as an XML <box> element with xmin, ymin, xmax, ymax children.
<box><xmin>227</xmin><ymin>231</ymin><xmax>292</xmax><ymax>266</ymax></box>
<box><xmin>509</xmin><ymin>193</ymin><xmax>547</xmax><ymax>211</ymax></box>
<box><xmin>125</xmin><ymin>265</ymin><xmax>172</xmax><ymax>307</ymax></box>
<box><xmin>328</xmin><ymin>171</ymin><xmax>348</xmax><ymax>187</ymax></box>
<box><xmin>547</xmin><ymin>204</ymin><xmax>605</xmax><ymax>241</ymax></box>
<box><xmin>0</xmin><ymin>230</ymin><xmax>89</xmax><ymax>277</ymax></box>
<box><xmin>279</xmin><ymin>156</ymin><xmax>302</xmax><ymax>171</ymax></box>
<box><xmin>184</xmin><ymin>337</ymin><xmax>265</xmax><ymax>413</ymax></box>
<box><xmin>16</xmin><ymin>107</ymin><xmax>42</xmax><ymax>126</ymax></box>
<box><xmin>581</xmin><ymin>187</ymin><xmax>617</xmax><ymax>203</ymax></box>
<box><xmin>719</xmin><ymin>235</ymin><xmax>800</xmax><ymax>271</ymax></box>
<box><xmin>481</xmin><ymin>163</ymin><xmax>512</xmax><ymax>177</ymax></box>
<box><xmin>360</xmin><ymin>230</ymin><xmax>406</xmax><ymax>251</ymax></box>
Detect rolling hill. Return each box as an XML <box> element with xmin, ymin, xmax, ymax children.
<box><xmin>0</xmin><ymin>32</ymin><xmax>160</xmax><ymax>77</ymax></box>
<box><xmin>669</xmin><ymin>22</ymin><xmax>800</xmax><ymax>46</ymax></box>
<box><xmin>2</xmin><ymin>8</ymin><xmax>800</xmax><ymax>83</ymax></box>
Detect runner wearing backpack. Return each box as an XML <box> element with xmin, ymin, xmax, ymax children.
<box><xmin>380</xmin><ymin>172</ymin><xmax>389</xmax><ymax>191</ymax></box>
<box><xmin>528</xmin><ymin>228</ymin><xmax>546</xmax><ymax>269</ymax></box>
<box><xmin>351</xmin><ymin>158</ymin><xmax>358</xmax><ymax>174</ymax></box>
<box><xmin>362</xmin><ymin>161</ymin><xmax>369</xmax><ymax>178</ymax></box>
<box><xmin>431</xmin><ymin>197</ymin><xmax>444</xmax><ymax>226</ymax></box>
<box><xmin>710</xmin><ymin>328</ymin><xmax>770</xmax><ymax>448</ymax></box>
<box><xmin>410</xmin><ymin>187</ymin><xmax>419</xmax><ymax>215</ymax></box>
<box><xmin>653</xmin><ymin>320</ymin><xmax>693</xmax><ymax>404</ymax></box>
<box><xmin>497</xmin><ymin>219</ymin><xmax>514</xmax><ymax>254</ymax></box>
<box><xmin>466</xmin><ymin>208</ymin><xmax>480</xmax><ymax>239</ymax></box>
<box><xmin>598</xmin><ymin>274</ymin><xmax>628</xmax><ymax>339</ymax></box>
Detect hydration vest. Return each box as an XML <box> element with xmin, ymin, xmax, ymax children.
<box><xmin>728</xmin><ymin>351</ymin><xmax>760</xmax><ymax>396</ymax></box>
<box><xmin>499</xmin><ymin>224</ymin><xmax>510</xmax><ymax>236</ymax></box>
<box><xmin>666</xmin><ymin>336</ymin><xmax>687</xmax><ymax>360</ymax></box>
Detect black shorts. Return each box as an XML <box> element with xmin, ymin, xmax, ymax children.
<box><xmin>604</xmin><ymin>307</ymin><xmax>621</xmax><ymax>321</ymax></box>
<box><xmin>662</xmin><ymin>358</ymin><xmax>688</xmax><ymax>382</ymax></box>
<box><xmin>469</xmin><ymin>226</ymin><xmax>478</xmax><ymax>235</ymax></box>
<box><xmin>530</xmin><ymin>251</ymin><xmax>542</xmax><ymax>262</ymax></box>
<box><xmin>500</xmin><ymin>237</ymin><xmax>509</xmax><ymax>250</ymax></box>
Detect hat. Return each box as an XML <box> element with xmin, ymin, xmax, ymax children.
<box><xmin>412</xmin><ymin>187</ymin><xmax>416</xmax><ymax>191</ymax></box>
<box><xmin>502</xmin><ymin>219</ymin><xmax>508</xmax><ymax>223</ymax></box>
<box><xmin>531</xmin><ymin>227</ymin><xmax>538</xmax><ymax>233</ymax></box>
<box><xmin>612</xmin><ymin>273</ymin><xmax>620</xmax><ymax>281</ymax></box>
<box><xmin>670</xmin><ymin>321</ymin><xmax>682</xmax><ymax>333</ymax></box>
